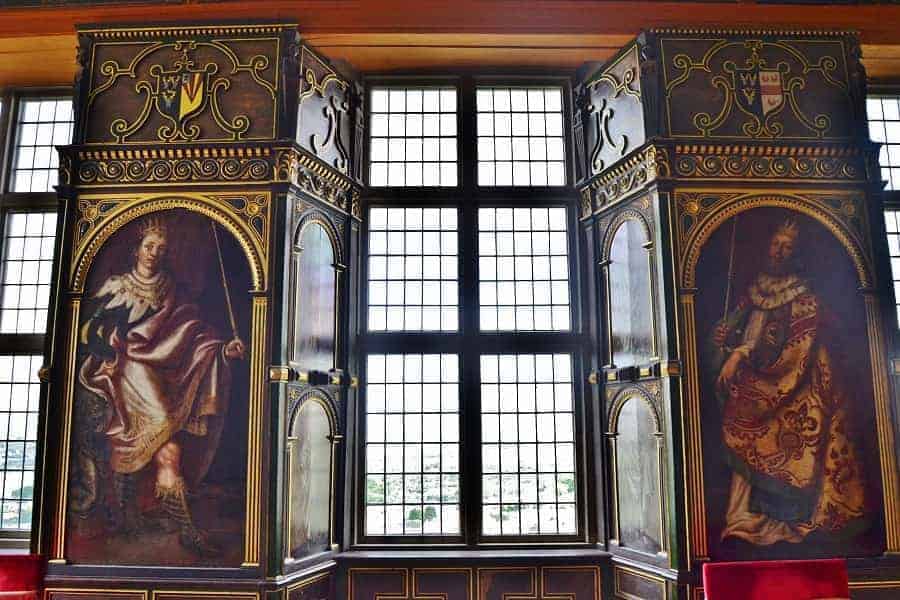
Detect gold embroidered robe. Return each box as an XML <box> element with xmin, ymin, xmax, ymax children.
<box><xmin>78</xmin><ymin>270</ymin><xmax>231</xmax><ymax>486</ymax></box>
<box><xmin>710</xmin><ymin>273</ymin><xmax>866</xmax><ymax>544</ymax></box>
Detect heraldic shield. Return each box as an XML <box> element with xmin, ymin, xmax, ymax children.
<box><xmin>734</xmin><ymin>66</ymin><xmax>785</xmax><ymax>118</ymax></box>
<box><xmin>156</xmin><ymin>68</ymin><xmax>208</xmax><ymax>124</ymax></box>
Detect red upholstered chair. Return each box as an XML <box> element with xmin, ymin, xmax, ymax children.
<box><xmin>0</xmin><ymin>555</ymin><xmax>43</xmax><ymax>600</ymax></box>
<box><xmin>702</xmin><ymin>559</ymin><xmax>849</xmax><ymax>600</ymax></box>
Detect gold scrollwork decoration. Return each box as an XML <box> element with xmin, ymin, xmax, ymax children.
<box><xmin>585</xmin><ymin>46</ymin><xmax>642</xmax><ymax>174</ymax></box>
<box><xmin>88</xmin><ymin>37</ymin><xmax>277</xmax><ymax>143</ymax></box>
<box><xmin>673</xmin><ymin>146</ymin><xmax>863</xmax><ymax>180</ymax></box>
<box><xmin>299</xmin><ymin>58</ymin><xmax>351</xmax><ymax>173</ymax></box>
<box><xmin>589</xmin><ymin>97</ymin><xmax>628</xmax><ymax>174</ymax></box>
<box><xmin>590</xmin><ymin>65</ymin><xmax>641</xmax><ymax>101</ymax></box>
<box><xmin>76</xmin><ymin>154</ymin><xmax>272</xmax><ymax>185</ymax></box>
<box><xmin>665</xmin><ymin>38</ymin><xmax>847</xmax><ymax>139</ymax></box>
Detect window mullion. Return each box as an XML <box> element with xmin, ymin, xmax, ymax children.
<box><xmin>455</xmin><ymin>77</ymin><xmax>478</xmax><ymax>546</ymax></box>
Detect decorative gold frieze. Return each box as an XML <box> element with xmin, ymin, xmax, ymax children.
<box><xmin>580</xmin><ymin>145</ymin><xmax>669</xmax><ymax>216</ymax></box>
<box><xmin>673</xmin><ymin>144</ymin><xmax>865</xmax><ymax>180</ymax></box>
<box><xmin>73</xmin><ymin>146</ymin><xmax>276</xmax><ymax>185</ymax></box>
<box><xmin>652</xmin><ymin>27</ymin><xmax>854</xmax><ymax>37</ymax></box>
<box><xmin>289</xmin><ymin>148</ymin><xmax>361</xmax><ymax>213</ymax></box>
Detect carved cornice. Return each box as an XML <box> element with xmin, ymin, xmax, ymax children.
<box><xmin>70</xmin><ymin>145</ymin><xmax>278</xmax><ymax>185</ymax></box>
<box><xmin>672</xmin><ymin>143</ymin><xmax>868</xmax><ymax>180</ymax></box>
<box><xmin>650</xmin><ymin>27</ymin><xmax>854</xmax><ymax>37</ymax></box>
<box><xmin>288</xmin><ymin>146</ymin><xmax>362</xmax><ymax>217</ymax></box>
<box><xmin>580</xmin><ymin>144</ymin><xmax>669</xmax><ymax>218</ymax></box>
<box><xmin>78</xmin><ymin>24</ymin><xmax>296</xmax><ymax>39</ymax></box>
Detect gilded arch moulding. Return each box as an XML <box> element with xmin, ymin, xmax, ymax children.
<box><xmin>675</xmin><ymin>190</ymin><xmax>873</xmax><ymax>289</ymax></box>
<box><xmin>606</xmin><ymin>383</ymin><xmax>663</xmax><ymax>435</ymax></box>
<box><xmin>70</xmin><ymin>192</ymin><xmax>270</xmax><ymax>293</ymax></box>
<box><xmin>599</xmin><ymin>202</ymin><xmax>654</xmax><ymax>262</ymax></box>
<box><xmin>287</xmin><ymin>386</ymin><xmax>339</xmax><ymax>435</ymax></box>
<box><xmin>293</xmin><ymin>208</ymin><xmax>345</xmax><ymax>267</ymax></box>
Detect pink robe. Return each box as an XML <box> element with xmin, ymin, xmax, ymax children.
<box><xmin>78</xmin><ymin>271</ymin><xmax>231</xmax><ymax>486</ymax></box>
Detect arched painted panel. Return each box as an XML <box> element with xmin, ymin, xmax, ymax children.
<box><xmin>694</xmin><ymin>205</ymin><xmax>884</xmax><ymax>559</ymax></box>
<box><xmin>288</xmin><ymin>398</ymin><xmax>333</xmax><ymax>558</ymax></box>
<box><xmin>293</xmin><ymin>222</ymin><xmax>337</xmax><ymax>371</ymax></box>
<box><xmin>614</xmin><ymin>396</ymin><xmax>662</xmax><ymax>555</ymax></box>
<box><xmin>608</xmin><ymin>218</ymin><xmax>654</xmax><ymax>366</ymax></box>
<box><xmin>68</xmin><ymin>208</ymin><xmax>252</xmax><ymax>567</ymax></box>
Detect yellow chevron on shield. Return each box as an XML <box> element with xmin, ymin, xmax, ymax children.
<box><xmin>179</xmin><ymin>71</ymin><xmax>205</xmax><ymax>120</ymax></box>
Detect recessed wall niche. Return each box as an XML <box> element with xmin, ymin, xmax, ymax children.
<box><xmin>610</xmin><ymin>393</ymin><xmax>664</xmax><ymax>557</ymax></box>
<box><xmin>292</xmin><ymin>220</ymin><xmax>338</xmax><ymax>371</ymax></box>
<box><xmin>607</xmin><ymin>217</ymin><xmax>654</xmax><ymax>367</ymax></box>
<box><xmin>286</xmin><ymin>393</ymin><xmax>336</xmax><ymax>560</ymax></box>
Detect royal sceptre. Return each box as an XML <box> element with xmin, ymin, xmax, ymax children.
<box><xmin>210</xmin><ymin>222</ymin><xmax>239</xmax><ymax>340</ymax></box>
<box><xmin>723</xmin><ymin>215</ymin><xmax>739</xmax><ymax>323</ymax></box>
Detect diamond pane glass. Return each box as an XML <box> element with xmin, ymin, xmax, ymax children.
<box><xmin>369</xmin><ymin>87</ymin><xmax>458</xmax><ymax>187</ymax></box>
<box><xmin>480</xmin><ymin>353</ymin><xmax>577</xmax><ymax>536</ymax></box>
<box><xmin>11</xmin><ymin>98</ymin><xmax>73</xmax><ymax>193</ymax></box>
<box><xmin>365</xmin><ymin>354</ymin><xmax>461</xmax><ymax>536</ymax></box>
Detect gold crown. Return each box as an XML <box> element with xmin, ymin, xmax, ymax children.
<box><xmin>774</xmin><ymin>218</ymin><xmax>799</xmax><ymax>242</ymax></box>
<box><xmin>138</xmin><ymin>216</ymin><xmax>168</xmax><ymax>239</ymax></box>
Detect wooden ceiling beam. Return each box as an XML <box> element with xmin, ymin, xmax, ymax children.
<box><xmin>0</xmin><ymin>1</ymin><xmax>899</xmax><ymax>41</ymax></box>
<box><xmin>1</xmin><ymin>2</ymin><xmax>900</xmax><ymax>86</ymax></box>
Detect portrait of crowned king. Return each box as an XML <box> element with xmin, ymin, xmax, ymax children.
<box><xmin>704</xmin><ymin>215</ymin><xmax>869</xmax><ymax>548</ymax></box>
<box><xmin>69</xmin><ymin>211</ymin><xmax>251</xmax><ymax>565</ymax></box>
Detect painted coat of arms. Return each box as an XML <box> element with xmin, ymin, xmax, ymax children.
<box><xmin>105</xmin><ymin>42</ymin><xmax>257</xmax><ymax>143</ymax></box>
<box><xmin>735</xmin><ymin>67</ymin><xmax>784</xmax><ymax>118</ymax></box>
<box><xmin>147</xmin><ymin>50</ymin><xmax>217</xmax><ymax>141</ymax></box>
<box><xmin>157</xmin><ymin>68</ymin><xmax>208</xmax><ymax>124</ymax></box>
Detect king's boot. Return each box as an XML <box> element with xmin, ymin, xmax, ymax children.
<box><xmin>156</xmin><ymin>477</ymin><xmax>221</xmax><ymax>557</ymax></box>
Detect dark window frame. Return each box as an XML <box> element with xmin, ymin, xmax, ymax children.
<box><xmin>0</xmin><ymin>87</ymin><xmax>70</xmax><ymax>547</ymax></box>
<box><xmin>354</xmin><ymin>74</ymin><xmax>595</xmax><ymax>548</ymax></box>
<box><xmin>866</xmin><ymin>87</ymin><xmax>900</xmax><ymax>343</ymax></box>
